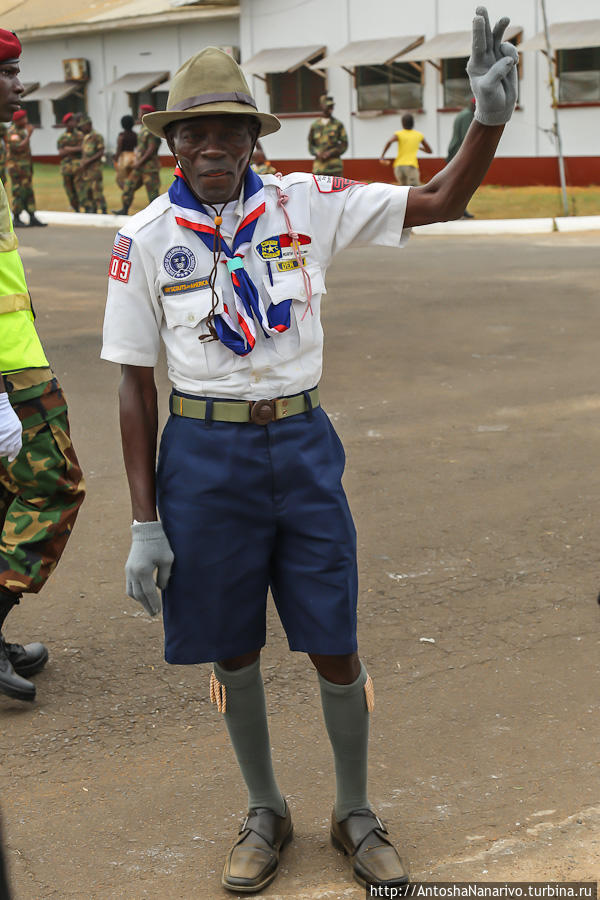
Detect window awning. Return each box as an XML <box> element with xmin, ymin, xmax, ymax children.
<box><xmin>520</xmin><ymin>19</ymin><xmax>600</xmax><ymax>52</ymax></box>
<box><xmin>152</xmin><ymin>79</ymin><xmax>171</xmax><ymax>93</ymax></box>
<box><xmin>401</xmin><ymin>25</ymin><xmax>522</xmax><ymax>61</ymax></box>
<box><xmin>104</xmin><ymin>71</ymin><xmax>169</xmax><ymax>92</ymax></box>
<box><xmin>319</xmin><ymin>36</ymin><xmax>424</xmax><ymax>69</ymax></box>
<box><xmin>242</xmin><ymin>45</ymin><xmax>325</xmax><ymax>75</ymax></box>
<box><xmin>25</xmin><ymin>81</ymin><xmax>81</xmax><ymax>102</ymax></box>
<box><xmin>21</xmin><ymin>82</ymin><xmax>40</xmax><ymax>98</ymax></box>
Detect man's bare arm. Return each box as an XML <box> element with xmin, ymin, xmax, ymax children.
<box><xmin>119</xmin><ymin>364</ymin><xmax>158</xmax><ymax>522</ymax></box>
<box><xmin>405</xmin><ymin>121</ymin><xmax>502</xmax><ymax>226</ymax></box>
<box><xmin>405</xmin><ymin>7</ymin><xmax>517</xmax><ymax>227</ymax></box>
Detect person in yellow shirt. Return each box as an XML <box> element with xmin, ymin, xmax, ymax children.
<box><xmin>379</xmin><ymin>113</ymin><xmax>432</xmax><ymax>186</ymax></box>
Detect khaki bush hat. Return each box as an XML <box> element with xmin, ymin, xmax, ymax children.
<box><xmin>143</xmin><ymin>47</ymin><xmax>281</xmax><ymax>139</ymax></box>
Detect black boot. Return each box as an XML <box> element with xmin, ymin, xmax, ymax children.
<box><xmin>13</xmin><ymin>213</ymin><xmax>26</xmax><ymax>227</ymax></box>
<box><xmin>111</xmin><ymin>207</ymin><xmax>129</xmax><ymax>215</ymax></box>
<box><xmin>4</xmin><ymin>639</ymin><xmax>48</xmax><ymax>677</ymax></box>
<box><xmin>0</xmin><ymin>636</ymin><xmax>36</xmax><ymax>701</ymax></box>
<box><xmin>28</xmin><ymin>214</ymin><xmax>47</xmax><ymax>227</ymax></box>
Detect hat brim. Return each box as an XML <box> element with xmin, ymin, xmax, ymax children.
<box><xmin>142</xmin><ymin>102</ymin><xmax>281</xmax><ymax>140</ymax></box>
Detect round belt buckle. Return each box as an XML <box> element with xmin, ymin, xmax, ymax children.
<box><xmin>250</xmin><ymin>399</ymin><xmax>275</xmax><ymax>425</ymax></box>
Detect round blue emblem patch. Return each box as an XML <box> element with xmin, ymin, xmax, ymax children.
<box><xmin>164</xmin><ymin>246</ymin><xmax>196</xmax><ymax>279</ymax></box>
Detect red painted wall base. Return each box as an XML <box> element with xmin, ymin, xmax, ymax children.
<box><xmin>32</xmin><ymin>155</ymin><xmax>600</xmax><ymax>186</ymax></box>
<box><xmin>266</xmin><ymin>157</ymin><xmax>600</xmax><ymax>187</ymax></box>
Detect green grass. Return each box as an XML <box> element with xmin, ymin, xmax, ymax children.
<box><xmin>15</xmin><ymin>163</ymin><xmax>600</xmax><ymax>220</ymax></box>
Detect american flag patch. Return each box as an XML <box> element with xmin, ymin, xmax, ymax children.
<box><xmin>112</xmin><ymin>233</ymin><xmax>132</xmax><ymax>260</ymax></box>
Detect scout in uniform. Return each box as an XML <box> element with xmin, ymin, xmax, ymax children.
<box><xmin>57</xmin><ymin>112</ymin><xmax>82</xmax><ymax>212</ymax></box>
<box><xmin>308</xmin><ymin>93</ymin><xmax>348</xmax><ymax>176</ymax></box>
<box><xmin>112</xmin><ymin>104</ymin><xmax>161</xmax><ymax>215</ymax></box>
<box><xmin>6</xmin><ymin>109</ymin><xmax>45</xmax><ymax>227</ymax></box>
<box><xmin>0</xmin><ymin>31</ymin><xmax>86</xmax><ymax>702</ymax></box>
<box><xmin>102</xmin><ymin>11</ymin><xmax>518</xmax><ymax>890</ymax></box>
<box><xmin>77</xmin><ymin>115</ymin><xmax>107</xmax><ymax>214</ymax></box>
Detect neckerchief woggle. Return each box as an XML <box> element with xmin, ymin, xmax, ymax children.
<box><xmin>168</xmin><ymin>166</ymin><xmax>292</xmax><ymax>356</ymax></box>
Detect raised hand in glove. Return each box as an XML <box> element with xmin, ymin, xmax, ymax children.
<box><xmin>467</xmin><ymin>6</ymin><xmax>519</xmax><ymax>127</ymax></box>
<box><xmin>125</xmin><ymin>520</ymin><xmax>174</xmax><ymax>617</ymax></box>
<box><xmin>0</xmin><ymin>392</ymin><xmax>23</xmax><ymax>462</ymax></box>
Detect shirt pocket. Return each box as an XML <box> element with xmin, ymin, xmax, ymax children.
<box><xmin>261</xmin><ymin>261</ymin><xmax>326</xmax><ymax>346</ymax></box>
<box><xmin>160</xmin><ymin>285</ymin><xmax>242</xmax><ymax>377</ymax></box>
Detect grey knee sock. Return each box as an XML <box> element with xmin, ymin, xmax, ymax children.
<box><xmin>318</xmin><ymin>662</ymin><xmax>372</xmax><ymax>822</ymax></box>
<box><xmin>213</xmin><ymin>659</ymin><xmax>286</xmax><ymax>816</ymax></box>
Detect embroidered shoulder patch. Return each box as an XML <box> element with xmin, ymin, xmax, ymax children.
<box><xmin>112</xmin><ymin>232</ymin><xmax>132</xmax><ymax>260</ymax></box>
<box><xmin>313</xmin><ymin>175</ymin><xmax>366</xmax><ymax>193</ymax></box>
<box><xmin>109</xmin><ymin>255</ymin><xmax>132</xmax><ymax>283</ymax></box>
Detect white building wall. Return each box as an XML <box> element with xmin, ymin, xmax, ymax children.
<box><xmin>21</xmin><ymin>16</ymin><xmax>238</xmax><ymax>156</ymax></box>
<box><xmin>240</xmin><ymin>0</ymin><xmax>600</xmax><ymax>162</ymax></box>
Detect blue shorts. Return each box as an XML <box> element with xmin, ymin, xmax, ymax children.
<box><xmin>156</xmin><ymin>393</ymin><xmax>358</xmax><ymax>664</ymax></box>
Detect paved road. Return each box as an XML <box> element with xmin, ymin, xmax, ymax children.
<box><xmin>1</xmin><ymin>226</ymin><xmax>599</xmax><ymax>898</ymax></box>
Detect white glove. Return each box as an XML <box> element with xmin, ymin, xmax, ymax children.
<box><xmin>467</xmin><ymin>6</ymin><xmax>519</xmax><ymax>126</ymax></box>
<box><xmin>0</xmin><ymin>392</ymin><xmax>23</xmax><ymax>462</ymax></box>
<box><xmin>125</xmin><ymin>520</ymin><xmax>174</xmax><ymax>616</ymax></box>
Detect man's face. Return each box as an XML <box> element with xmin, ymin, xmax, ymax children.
<box><xmin>79</xmin><ymin>120</ymin><xmax>91</xmax><ymax>134</ymax></box>
<box><xmin>321</xmin><ymin>100</ymin><xmax>334</xmax><ymax>117</ymax></box>
<box><xmin>0</xmin><ymin>62</ymin><xmax>23</xmax><ymax>123</ymax></box>
<box><xmin>168</xmin><ymin>114</ymin><xmax>257</xmax><ymax>205</ymax></box>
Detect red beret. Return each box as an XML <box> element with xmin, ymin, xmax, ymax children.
<box><xmin>12</xmin><ymin>109</ymin><xmax>26</xmax><ymax>122</ymax></box>
<box><xmin>62</xmin><ymin>112</ymin><xmax>74</xmax><ymax>124</ymax></box>
<box><xmin>139</xmin><ymin>104</ymin><xmax>155</xmax><ymax>114</ymax></box>
<box><xmin>0</xmin><ymin>29</ymin><xmax>21</xmax><ymax>64</ymax></box>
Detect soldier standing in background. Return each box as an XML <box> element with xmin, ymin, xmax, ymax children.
<box><xmin>308</xmin><ymin>94</ymin><xmax>348</xmax><ymax>176</ymax></box>
<box><xmin>251</xmin><ymin>141</ymin><xmax>276</xmax><ymax>175</ymax></box>
<box><xmin>6</xmin><ymin>109</ymin><xmax>45</xmax><ymax>226</ymax></box>
<box><xmin>112</xmin><ymin>104</ymin><xmax>161</xmax><ymax>215</ymax></box>
<box><xmin>0</xmin><ymin>124</ymin><xmax>6</xmax><ymax>185</ymax></box>
<box><xmin>56</xmin><ymin>112</ymin><xmax>82</xmax><ymax>212</ymax></box>
<box><xmin>77</xmin><ymin>115</ymin><xmax>106</xmax><ymax>214</ymax></box>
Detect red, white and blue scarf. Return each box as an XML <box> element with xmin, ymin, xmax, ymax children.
<box><xmin>168</xmin><ymin>166</ymin><xmax>292</xmax><ymax>356</ymax></box>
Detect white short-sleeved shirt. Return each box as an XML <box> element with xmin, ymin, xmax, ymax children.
<box><xmin>101</xmin><ymin>173</ymin><xmax>410</xmax><ymax>400</ymax></box>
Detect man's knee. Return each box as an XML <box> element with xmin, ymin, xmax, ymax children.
<box><xmin>218</xmin><ymin>649</ymin><xmax>261</xmax><ymax>671</ymax></box>
<box><xmin>309</xmin><ymin>651</ymin><xmax>361</xmax><ymax>684</ymax></box>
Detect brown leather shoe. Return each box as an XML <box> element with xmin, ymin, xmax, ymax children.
<box><xmin>222</xmin><ymin>801</ymin><xmax>293</xmax><ymax>893</ymax></box>
<box><xmin>331</xmin><ymin>808</ymin><xmax>409</xmax><ymax>888</ymax></box>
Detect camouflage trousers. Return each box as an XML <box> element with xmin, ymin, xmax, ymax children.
<box><xmin>311</xmin><ymin>158</ymin><xmax>344</xmax><ymax>176</ymax></box>
<box><xmin>78</xmin><ymin>165</ymin><xmax>106</xmax><ymax>213</ymax></box>
<box><xmin>62</xmin><ymin>172</ymin><xmax>79</xmax><ymax>211</ymax></box>
<box><xmin>8</xmin><ymin>165</ymin><xmax>35</xmax><ymax>216</ymax></box>
<box><xmin>0</xmin><ymin>374</ymin><xmax>85</xmax><ymax>594</ymax></box>
<box><xmin>121</xmin><ymin>168</ymin><xmax>160</xmax><ymax>209</ymax></box>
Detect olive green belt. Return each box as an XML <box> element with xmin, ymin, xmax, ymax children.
<box><xmin>170</xmin><ymin>387</ymin><xmax>320</xmax><ymax>426</ymax></box>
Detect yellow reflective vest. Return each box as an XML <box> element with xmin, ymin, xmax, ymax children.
<box><xmin>0</xmin><ymin>181</ymin><xmax>48</xmax><ymax>374</ymax></box>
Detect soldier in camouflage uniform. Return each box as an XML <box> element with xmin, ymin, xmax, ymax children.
<box><xmin>57</xmin><ymin>112</ymin><xmax>82</xmax><ymax>212</ymax></box>
<box><xmin>251</xmin><ymin>141</ymin><xmax>277</xmax><ymax>175</ymax></box>
<box><xmin>77</xmin><ymin>115</ymin><xmax>107</xmax><ymax>214</ymax></box>
<box><xmin>112</xmin><ymin>103</ymin><xmax>161</xmax><ymax>215</ymax></box>
<box><xmin>6</xmin><ymin>108</ymin><xmax>45</xmax><ymax>226</ymax></box>
<box><xmin>308</xmin><ymin>94</ymin><xmax>348</xmax><ymax>176</ymax></box>
<box><xmin>0</xmin><ymin>123</ymin><xmax>6</xmax><ymax>185</ymax></box>
<box><xmin>0</xmin><ymin>28</ymin><xmax>85</xmax><ymax>703</ymax></box>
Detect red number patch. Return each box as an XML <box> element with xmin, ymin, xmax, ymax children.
<box><xmin>109</xmin><ymin>255</ymin><xmax>131</xmax><ymax>283</ymax></box>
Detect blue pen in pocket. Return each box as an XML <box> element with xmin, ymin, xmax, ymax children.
<box><xmin>266</xmin><ymin>260</ymin><xmax>274</xmax><ymax>286</ymax></box>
